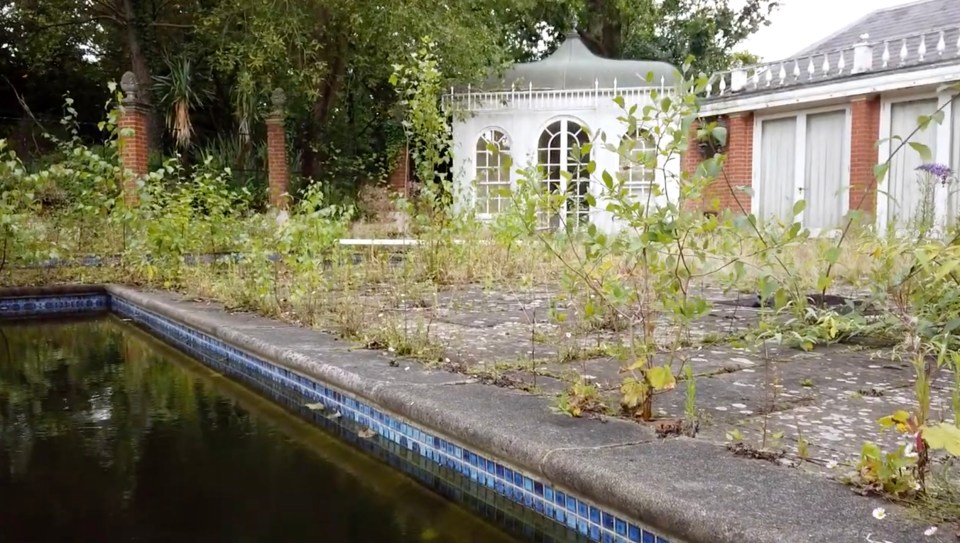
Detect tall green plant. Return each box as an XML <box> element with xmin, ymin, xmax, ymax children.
<box><xmin>154</xmin><ymin>56</ymin><xmax>212</xmax><ymax>149</ymax></box>
<box><xmin>390</xmin><ymin>37</ymin><xmax>451</xmax><ymax>211</ymax></box>
<box><xmin>389</xmin><ymin>36</ymin><xmax>483</xmax><ymax>283</ymax></box>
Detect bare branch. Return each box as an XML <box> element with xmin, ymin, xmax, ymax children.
<box><xmin>31</xmin><ymin>15</ymin><xmax>119</xmax><ymax>31</ymax></box>
<box><xmin>149</xmin><ymin>22</ymin><xmax>195</xmax><ymax>28</ymax></box>
<box><xmin>89</xmin><ymin>0</ymin><xmax>126</xmax><ymax>21</ymax></box>
<box><xmin>1</xmin><ymin>75</ymin><xmax>44</xmax><ymax>132</ymax></box>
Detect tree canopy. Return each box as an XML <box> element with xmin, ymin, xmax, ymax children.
<box><xmin>0</xmin><ymin>0</ymin><xmax>777</xmax><ymax>195</ymax></box>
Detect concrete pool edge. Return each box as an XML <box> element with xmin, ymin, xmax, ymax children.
<box><xmin>1</xmin><ymin>285</ymin><xmax>928</xmax><ymax>543</ymax></box>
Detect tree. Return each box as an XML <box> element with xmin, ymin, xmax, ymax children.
<box><xmin>507</xmin><ymin>0</ymin><xmax>779</xmax><ymax>73</ymax></box>
<box><xmin>203</xmin><ymin>0</ymin><xmax>521</xmax><ymax>180</ymax></box>
<box><xmin>729</xmin><ymin>51</ymin><xmax>763</xmax><ymax>68</ymax></box>
<box><xmin>1</xmin><ymin>0</ymin><xmax>213</xmax><ymax>151</ymax></box>
<box><xmin>0</xmin><ymin>0</ymin><xmax>776</xmax><ymax>195</ymax></box>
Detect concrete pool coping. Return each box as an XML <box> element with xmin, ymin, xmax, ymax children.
<box><xmin>1</xmin><ymin>284</ymin><xmax>930</xmax><ymax>542</ymax></box>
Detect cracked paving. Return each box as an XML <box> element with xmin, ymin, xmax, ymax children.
<box><xmin>314</xmin><ymin>282</ymin><xmax>957</xmax><ymax>481</ymax></box>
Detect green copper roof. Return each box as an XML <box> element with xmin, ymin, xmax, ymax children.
<box><xmin>485</xmin><ymin>33</ymin><xmax>679</xmax><ymax>91</ymax></box>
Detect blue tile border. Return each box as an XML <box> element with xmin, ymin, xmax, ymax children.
<box><xmin>189</xmin><ymin>336</ymin><xmax>583</xmax><ymax>543</ymax></box>
<box><xmin>0</xmin><ymin>294</ymin><xmax>108</xmax><ymax>318</ymax></box>
<box><xmin>4</xmin><ymin>292</ymin><xmax>674</xmax><ymax>543</ymax></box>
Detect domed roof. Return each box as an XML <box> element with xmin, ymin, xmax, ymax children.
<box><xmin>484</xmin><ymin>33</ymin><xmax>679</xmax><ymax>91</ymax></box>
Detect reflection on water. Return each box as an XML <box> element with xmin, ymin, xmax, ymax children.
<box><xmin>0</xmin><ymin>317</ymin><xmax>524</xmax><ymax>543</ymax></box>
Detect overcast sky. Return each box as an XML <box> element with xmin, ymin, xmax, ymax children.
<box><xmin>739</xmin><ymin>0</ymin><xmax>919</xmax><ymax>61</ymax></box>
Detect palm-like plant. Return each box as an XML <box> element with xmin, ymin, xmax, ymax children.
<box><xmin>154</xmin><ymin>56</ymin><xmax>212</xmax><ymax>149</ymax></box>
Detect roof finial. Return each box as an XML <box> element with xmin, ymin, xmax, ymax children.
<box><xmin>566</xmin><ymin>13</ymin><xmax>580</xmax><ymax>39</ymax></box>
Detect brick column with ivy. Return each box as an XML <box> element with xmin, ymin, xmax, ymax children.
<box><xmin>266</xmin><ymin>88</ymin><xmax>289</xmax><ymax>209</ymax></box>
<box><xmin>118</xmin><ymin>71</ymin><xmax>149</xmax><ymax>206</ymax></box>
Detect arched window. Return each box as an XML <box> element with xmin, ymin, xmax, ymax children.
<box><xmin>537</xmin><ymin>119</ymin><xmax>590</xmax><ymax>229</ymax></box>
<box><xmin>619</xmin><ymin>129</ymin><xmax>656</xmax><ymax>198</ymax></box>
<box><xmin>475</xmin><ymin>129</ymin><xmax>511</xmax><ymax>216</ymax></box>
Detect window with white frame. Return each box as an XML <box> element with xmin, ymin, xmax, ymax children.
<box><xmin>803</xmin><ymin>110</ymin><xmax>847</xmax><ymax>230</ymax></box>
<box><xmin>537</xmin><ymin>120</ymin><xmax>591</xmax><ymax>229</ymax></box>
<box><xmin>950</xmin><ymin>96</ymin><xmax>960</xmax><ymax>225</ymax></box>
<box><xmin>887</xmin><ymin>98</ymin><xmax>938</xmax><ymax>229</ymax></box>
<box><xmin>953</xmin><ymin>96</ymin><xmax>960</xmax><ymax>174</ymax></box>
<box><xmin>757</xmin><ymin>116</ymin><xmax>798</xmax><ymax>225</ymax></box>
<box><xmin>619</xmin><ymin>129</ymin><xmax>656</xmax><ymax>198</ymax></box>
<box><xmin>475</xmin><ymin>129</ymin><xmax>511</xmax><ymax>216</ymax></box>
<box><xmin>756</xmin><ymin>109</ymin><xmax>847</xmax><ymax>231</ymax></box>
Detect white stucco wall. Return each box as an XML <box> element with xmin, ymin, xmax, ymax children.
<box><xmin>449</xmin><ymin>90</ymin><xmax>680</xmax><ymax>235</ymax></box>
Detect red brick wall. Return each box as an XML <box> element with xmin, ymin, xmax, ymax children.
<box><xmin>849</xmin><ymin>96</ymin><xmax>881</xmax><ymax>216</ymax></box>
<box><xmin>684</xmin><ymin>99</ymin><xmax>882</xmax><ymax>219</ymax></box>
<box><xmin>687</xmin><ymin>113</ymin><xmax>754</xmax><ymax>213</ymax></box>
<box><xmin>118</xmin><ymin>106</ymin><xmax>148</xmax><ymax>206</ymax></box>
<box><xmin>266</xmin><ymin>117</ymin><xmax>288</xmax><ymax>209</ymax></box>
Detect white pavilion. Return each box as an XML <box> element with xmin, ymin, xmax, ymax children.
<box><xmin>446</xmin><ymin>32</ymin><xmax>680</xmax><ymax>233</ymax></box>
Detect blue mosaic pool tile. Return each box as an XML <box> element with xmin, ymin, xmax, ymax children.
<box><xmin>0</xmin><ymin>294</ymin><xmax>107</xmax><ymax>317</ymax></box>
<box><xmin>1</xmin><ymin>293</ymin><xmax>680</xmax><ymax>543</ymax></box>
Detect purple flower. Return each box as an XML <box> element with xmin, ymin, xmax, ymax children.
<box><xmin>916</xmin><ymin>163</ymin><xmax>953</xmax><ymax>182</ymax></box>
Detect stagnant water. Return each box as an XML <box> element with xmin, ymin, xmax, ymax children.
<box><xmin>0</xmin><ymin>317</ymin><xmax>527</xmax><ymax>543</ymax></box>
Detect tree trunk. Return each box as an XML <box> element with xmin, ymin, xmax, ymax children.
<box><xmin>120</xmin><ymin>0</ymin><xmax>160</xmax><ymax>152</ymax></box>
<box><xmin>299</xmin><ymin>119</ymin><xmax>317</xmax><ymax>181</ymax></box>
<box><xmin>301</xmin><ymin>35</ymin><xmax>348</xmax><ymax>180</ymax></box>
<box><xmin>583</xmin><ymin>0</ymin><xmax>623</xmax><ymax>57</ymax></box>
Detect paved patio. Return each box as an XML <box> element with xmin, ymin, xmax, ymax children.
<box><xmin>315</xmin><ymin>282</ymin><xmax>957</xmax><ymax>478</ymax></box>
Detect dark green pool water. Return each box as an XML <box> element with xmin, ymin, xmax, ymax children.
<box><xmin>0</xmin><ymin>317</ymin><xmax>525</xmax><ymax>543</ymax></box>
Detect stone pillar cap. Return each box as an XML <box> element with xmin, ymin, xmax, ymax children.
<box><xmin>120</xmin><ymin>71</ymin><xmax>139</xmax><ymax>105</ymax></box>
<box><xmin>269</xmin><ymin>88</ymin><xmax>287</xmax><ymax>119</ymax></box>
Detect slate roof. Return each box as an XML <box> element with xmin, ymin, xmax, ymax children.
<box><xmin>704</xmin><ymin>0</ymin><xmax>960</xmax><ymax>102</ymax></box>
<box><xmin>795</xmin><ymin>0</ymin><xmax>960</xmax><ymax>57</ymax></box>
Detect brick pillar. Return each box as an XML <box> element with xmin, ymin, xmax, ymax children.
<box><xmin>387</xmin><ymin>143</ymin><xmax>410</xmax><ymax>196</ymax></box>
<box><xmin>849</xmin><ymin>95</ymin><xmax>881</xmax><ymax>216</ymax></box>
<box><xmin>118</xmin><ymin>71</ymin><xmax>148</xmax><ymax>206</ymax></box>
<box><xmin>700</xmin><ymin>113</ymin><xmax>753</xmax><ymax>213</ymax></box>
<box><xmin>266</xmin><ymin>88</ymin><xmax>289</xmax><ymax>209</ymax></box>
<box><xmin>723</xmin><ymin>113</ymin><xmax>754</xmax><ymax>213</ymax></box>
<box><xmin>681</xmin><ymin>119</ymin><xmax>701</xmax><ymax>179</ymax></box>
<box><xmin>680</xmin><ymin>119</ymin><xmax>702</xmax><ymax>212</ymax></box>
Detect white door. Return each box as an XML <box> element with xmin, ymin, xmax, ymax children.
<box><xmin>757</xmin><ymin>117</ymin><xmax>798</xmax><ymax>225</ymax></box>
<box><xmin>887</xmin><ymin>98</ymin><xmax>939</xmax><ymax>230</ymax></box>
<box><xmin>804</xmin><ymin>111</ymin><xmax>847</xmax><ymax>231</ymax></box>
<box><xmin>538</xmin><ymin>120</ymin><xmax>591</xmax><ymax>230</ymax></box>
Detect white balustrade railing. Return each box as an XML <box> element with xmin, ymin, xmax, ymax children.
<box><xmin>706</xmin><ymin>26</ymin><xmax>960</xmax><ymax>98</ymax></box>
<box><xmin>444</xmin><ymin>77</ymin><xmax>670</xmax><ymax>112</ymax></box>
